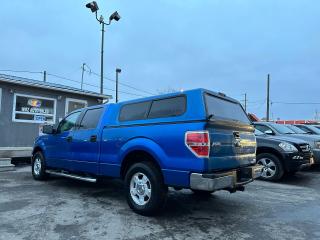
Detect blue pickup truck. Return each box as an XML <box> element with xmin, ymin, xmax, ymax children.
<box><xmin>32</xmin><ymin>89</ymin><xmax>262</xmax><ymax>215</ymax></box>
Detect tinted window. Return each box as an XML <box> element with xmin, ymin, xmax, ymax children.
<box><xmin>308</xmin><ymin>125</ymin><xmax>320</xmax><ymax>134</ymax></box>
<box><xmin>254</xmin><ymin>129</ymin><xmax>264</xmax><ymax>135</ymax></box>
<box><xmin>79</xmin><ymin>108</ymin><xmax>103</xmax><ymax>129</ymax></box>
<box><xmin>119</xmin><ymin>101</ymin><xmax>151</xmax><ymax>122</ymax></box>
<box><xmin>287</xmin><ymin>125</ymin><xmax>307</xmax><ymax>134</ymax></box>
<box><xmin>255</xmin><ymin>124</ymin><xmax>274</xmax><ymax>134</ymax></box>
<box><xmin>57</xmin><ymin>111</ymin><xmax>81</xmax><ymax>133</ymax></box>
<box><xmin>205</xmin><ymin>94</ymin><xmax>250</xmax><ymax>124</ymax></box>
<box><xmin>148</xmin><ymin>96</ymin><xmax>186</xmax><ymax>119</ymax></box>
<box><xmin>296</xmin><ymin>125</ymin><xmax>310</xmax><ymax>132</ymax></box>
<box><xmin>270</xmin><ymin>123</ymin><xmax>295</xmax><ymax>134</ymax></box>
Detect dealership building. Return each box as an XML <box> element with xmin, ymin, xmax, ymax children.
<box><xmin>0</xmin><ymin>74</ymin><xmax>111</xmax><ymax>159</ymax></box>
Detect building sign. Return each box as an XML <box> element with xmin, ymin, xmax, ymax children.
<box><xmin>12</xmin><ymin>94</ymin><xmax>56</xmax><ymax>124</ymax></box>
<box><xmin>28</xmin><ymin>99</ymin><xmax>42</xmax><ymax>108</ymax></box>
<box><xmin>21</xmin><ymin>106</ymin><xmax>51</xmax><ymax>114</ymax></box>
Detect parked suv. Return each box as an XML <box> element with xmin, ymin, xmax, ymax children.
<box><xmin>254</xmin><ymin>122</ymin><xmax>319</xmax><ymax>165</ymax></box>
<box><xmin>32</xmin><ymin>89</ymin><xmax>262</xmax><ymax>215</ymax></box>
<box><xmin>255</xmin><ymin>129</ymin><xmax>312</xmax><ymax>181</ymax></box>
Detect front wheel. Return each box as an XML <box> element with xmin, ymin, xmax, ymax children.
<box><xmin>124</xmin><ymin>162</ymin><xmax>168</xmax><ymax>216</ymax></box>
<box><xmin>31</xmin><ymin>151</ymin><xmax>48</xmax><ymax>180</ymax></box>
<box><xmin>257</xmin><ymin>153</ymin><xmax>284</xmax><ymax>181</ymax></box>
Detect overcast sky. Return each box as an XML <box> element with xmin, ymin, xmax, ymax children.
<box><xmin>0</xmin><ymin>0</ymin><xmax>319</xmax><ymax>120</ymax></box>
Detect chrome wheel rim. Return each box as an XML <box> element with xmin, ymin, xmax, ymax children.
<box><xmin>258</xmin><ymin>158</ymin><xmax>276</xmax><ymax>178</ymax></box>
<box><xmin>33</xmin><ymin>158</ymin><xmax>41</xmax><ymax>175</ymax></box>
<box><xmin>130</xmin><ymin>172</ymin><xmax>152</xmax><ymax>206</ymax></box>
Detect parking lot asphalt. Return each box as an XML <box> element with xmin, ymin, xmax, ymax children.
<box><xmin>0</xmin><ymin>166</ymin><xmax>320</xmax><ymax>240</ymax></box>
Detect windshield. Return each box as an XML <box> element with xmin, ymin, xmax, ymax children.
<box><xmin>313</xmin><ymin>125</ymin><xmax>320</xmax><ymax>130</ymax></box>
<box><xmin>286</xmin><ymin>125</ymin><xmax>307</xmax><ymax>134</ymax></box>
<box><xmin>204</xmin><ymin>94</ymin><xmax>250</xmax><ymax>124</ymax></box>
<box><xmin>270</xmin><ymin>123</ymin><xmax>295</xmax><ymax>134</ymax></box>
<box><xmin>307</xmin><ymin>125</ymin><xmax>320</xmax><ymax>134</ymax></box>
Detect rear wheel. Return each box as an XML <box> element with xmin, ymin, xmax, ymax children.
<box><xmin>257</xmin><ymin>153</ymin><xmax>284</xmax><ymax>181</ymax></box>
<box><xmin>124</xmin><ymin>162</ymin><xmax>168</xmax><ymax>216</ymax></box>
<box><xmin>32</xmin><ymin>151</ymin><xmax>48</xmax><ymax>180</ymax></box>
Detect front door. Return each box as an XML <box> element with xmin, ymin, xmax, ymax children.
<box><xmin>69</xmin><ymin>107</ymin><xmax>104</xmax><ymax>174</ymax></box>
<box><xmin>45</xmin><ymin>111</ymin><xmax>81</xmax><ymax>169</ymax></box>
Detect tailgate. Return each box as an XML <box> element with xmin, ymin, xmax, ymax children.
<box><xmin>206</xmin><ymin>121</ymin><xmax>256</xmax><ymax>171</ymax></box>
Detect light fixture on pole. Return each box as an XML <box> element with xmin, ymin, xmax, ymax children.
<box><xmin>85</xmin><ymin>1</ymin><xmax>121</xmax><ymax>95</ymax></box>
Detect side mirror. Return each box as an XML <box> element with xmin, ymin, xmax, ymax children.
<box><xmin>42</xmin><ymin>125</ymin><xmax>56</xmax><ymax>134</ymax></box>
<box><xmin>264</xmin><ymin>130</ymin><xmax>274</xmax><ymax>135</ymax></box>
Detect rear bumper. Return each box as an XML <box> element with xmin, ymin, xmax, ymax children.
<box><xmin>190</xmin><ymin>165</ymin><xmax>263</xmax><ymax>192</ymax></box>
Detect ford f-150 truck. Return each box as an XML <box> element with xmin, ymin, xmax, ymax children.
<box><xmin>32</xmin><ymin>89</ymin><xmax>262</xmax><ymax>215</ymax></box>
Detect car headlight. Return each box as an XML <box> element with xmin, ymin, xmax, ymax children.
<box><xmin>314</xmin><ymin>141</ymin><xmax>320</xmax><ymax>149</ymax></box>
<box><xmin>279</xmin><ymin>142</ymin><xmax>298</xmax><ymax>152</ymax></box>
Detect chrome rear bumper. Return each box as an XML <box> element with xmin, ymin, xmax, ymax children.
<box><xmin>190</xmin><ymin>165</ymin><xmax>263</xmax><ymax>192</ymax></box>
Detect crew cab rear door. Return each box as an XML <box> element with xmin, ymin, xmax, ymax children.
<box><xmin>204</xmin><ymin>93</ymin><xmax>256</xmax><ymax>171</ymax></box>
<box><xmin>69</xmin><ymin>107</ymin><xmax>104</xmax><ymax>174</ymax></box>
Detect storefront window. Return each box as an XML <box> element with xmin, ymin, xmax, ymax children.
<box><xmin>12</xmin><ymin>94</ymin><xmax>56</xmax><ymax>124</ymax></box>
<box><xmin>65</xmin><ymin>98</ymin><xmax>87</xmax><ymax>115</ymax></box>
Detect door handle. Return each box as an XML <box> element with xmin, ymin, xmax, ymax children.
<box><xmin>90</xmin><ymin>135</ymin><xmax>97</xmax><ymax>142</ymax></box>
<box><xmin>66</xmin><ymin>136</ymin><xmax>73</xmax><ymax>142</ymax></box>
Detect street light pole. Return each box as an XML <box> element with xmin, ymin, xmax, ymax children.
<box><xmin>85</xmin><ymin>1</ymin><xmax>121</xmax><ymax>95</ymax></box>
<box><xmin>116</xmin><ymin>68</ymin><xmax>121</xmax><ymax>103</ymax></box>
<box><xmin>100</xmin><ymin>22</ymin><xmax>105</xmax><ymax>95</ymax></box>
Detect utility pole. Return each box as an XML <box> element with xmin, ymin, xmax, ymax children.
<box><xmin>43</xmin><ymin>71</ymin><xmax>47</xmax><ymax>82</ymax></box>
<box><xmin>81</xmin><ymin>63</ymin><xmax>86</xmax><ymax>90</ymax></box>
<box><xmin>266</xmin><ymin>74</ymin><xmax>270</xmax><ymax>122</ymax></box>
<box><xmin>115</xmin><ymin>68</ymin><xmax>121</xmax><ymax>103</ymax></box>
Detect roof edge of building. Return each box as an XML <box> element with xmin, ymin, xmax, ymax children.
<box><xmin>0</xmin><ymin>74</ymin><xmax>112</xmax><ymax>99</ymax></box>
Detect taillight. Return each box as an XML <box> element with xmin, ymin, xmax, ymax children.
<box><xmin>185</xmin><ymin>131</ymin><xmax>210</xmax><ymax>158</ymax></box>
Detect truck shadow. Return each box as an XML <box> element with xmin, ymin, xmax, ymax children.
<box><xmin>46</xmin><ymin>176</ymin><xmax>248</xmax><ymax>219</ymax></box>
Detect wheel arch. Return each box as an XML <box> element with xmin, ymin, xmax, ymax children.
<box><xmin>120</xmin><ymin>150</ymin><xmax>163</xmax><ymax>180</ymax></box>
<box><xmin>32</xmin><ymin>146</ymin><xmax>44</xmax><ymax>157</ymax></box>
<box><xmin>256</xmin><ymin>147</ymin><xmax>284</xmax><ymax>162</ymax></box>
<box><xmin>256</xmin><ymin>146</ymin><xmax>290</xmax><ymax>172</ymax></box>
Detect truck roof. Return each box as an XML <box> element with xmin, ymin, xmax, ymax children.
<box><xmin>115</xmin><ymin>88</ymin><xmax>239</xmax><ymax>106</ymax></box>
<box><xmin>69</xmin><ymin>88</ymin><xmax>240</xmax><ymax>117</ymax></box>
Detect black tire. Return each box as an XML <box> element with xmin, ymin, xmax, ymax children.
<box><xmin>124</xmin><ymin>162</ymin><xmax>168</xmax><ymax>216</ymax></box>
<box><xmin>257</xmin><ymin>153</ymin><xmax>284</xmax><ymax>181</ymax></box>
<box><xmin>31</xmin><ymin>151</ymin><xmax>48</xmax><ymax>180</ymax></box>
<box><xmin>191</xmin><ymin>189</ymin><xmax>214</xmax><ymax>196</ymax></box>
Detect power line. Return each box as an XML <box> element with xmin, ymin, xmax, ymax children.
<box><xmin>0</xmin><ymin>69</ymin><xmax>149</xmax><ymax>98</ymax></box>
<box><xmin>272</xmin><ymin>101</ymin><xmax>320</xmax><ymax>105</ymax></box>
<box><xmin>84</xmin><ymin>69</ymin><xmax>156</xmax><ymax>95</ymax></box>
<box><xmin>47</xmin><ymin>72</ymin><xmax>147</xmax><ymax>97</ymax></box>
